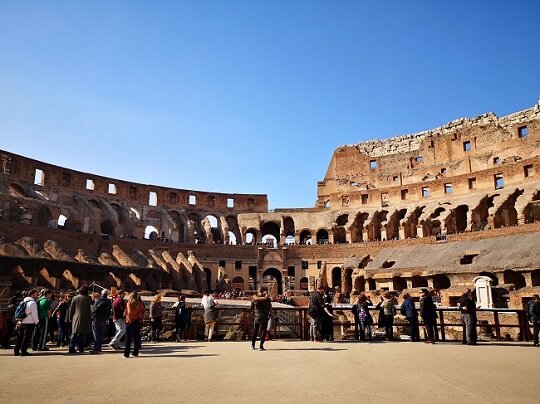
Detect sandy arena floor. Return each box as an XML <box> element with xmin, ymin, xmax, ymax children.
<box><xmin>1</xmin><ymin>340</ymin><xmax>538</xmax><ymax>403</ymax></box>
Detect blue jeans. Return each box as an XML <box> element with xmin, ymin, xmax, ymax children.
<box><xmin>57</xmin><ymin>319</ymin><xmax>70</xmax><ymax>346</ymax></box>
<box><xmin>92</xmin><ymin>320</ymin><xmax>106</xmax><ymax>351</ymax></box>
<box><xmin>110</xmin><ymin>319</ymin><xmax>126</xmax><ymax>346</ymax></box>
<box><xmin>69</xmin><ymin>333</ymin><xmax>86</xmax><ymax>352</ymax></box>
<box><xmin>359</xmin><ymin>321</ymin><xmax>372</xmax><ymax>341</ymax></box>
<box><xmin>124</xmin><ymin>321</ymin><xmax>141</xmax><ymax>357</ymax></box>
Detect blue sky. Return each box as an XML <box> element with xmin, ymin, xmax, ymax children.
<box><xmin>1</xmin><ymin>1</ymin><xmax>539</xmax><ymax>209</ymax></box>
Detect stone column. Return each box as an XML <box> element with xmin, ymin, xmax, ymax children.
<box><xmin>398</xmin><ymin>226</ymin><xmax>406</xmax><ymax>240</ymax></box>
<box><xmin>416</xmin><ymin>225</ymin><xmax>424</xmax><ymax>238</ymax></box>
<box><xmin>523</xmin><ymin>272</ymin><xmax>533</xmax><ymax>288</ymax></box>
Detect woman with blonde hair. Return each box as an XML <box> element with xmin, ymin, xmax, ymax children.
<box><xmin>123</xmin><ymin>291</ymin><xmax>145</xmax><ymax>358</ymax></box>
<box><xmin>149</xmin><ymin>293</ymin><xmax>163</xmax><ymax>342</ymax></box>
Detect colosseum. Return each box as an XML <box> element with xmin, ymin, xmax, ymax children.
<box><xmin>1</xmin><ymin>101</ymin><xmax>539</xmax><ymax>310</ymax></box>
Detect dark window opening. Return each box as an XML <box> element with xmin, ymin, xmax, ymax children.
<box><xmin>381</xmin><ymin>260</ymin><xmax>395</xmax><ymax>268</ymax></box>
<box><xmin>287</xmin><ymin>266</ymin><xmax>295</xmax><ymax>277</ymax></box>
<box><xmin>494</xmin><ymin>174</ymin><xmax>504</xmax><ymax>190</ymax></box>
<box><xmin>361</xmin><ymin>194</ymin><xmax>368</xmax><ymax>204</ymax></box>
<box><xmin>401</xmin><ymin>189</ymin><xmax>408</xmax><ymax>200</ymax></box>
<box><xmin>463</xmin><ymin>141</ymin><xmax>471</xmax><ymax>152</ymax></box>
<box><xmin>460</xmin><ymin>254</ymin><xmax>478</xmax><ymax>265</ymax></box>
<box><xmin>524</xmin><ymin>164</ymin><xmax>534</xmax><ymax>177</ymax></box>
<box><xmin>302</xmin><ymin>261</ymin><xmax>308</xmax><ymax>270</ymax></box>
<box><xmin>518</xmin><ymin>126</ymin><xmax>528</xmax><ymax>138</ymax></box>
<box><xmin>493</xmin><ymin>157</ymin><xmax>500</xmax><ymax>165</ymax></box>
<box><xmin>235</xmin><ymin>260</ymin><xmax>242</xmax><ymax>269</ymax></box>
<box><xmin>317</xmin><ymin>261</ymin><xmax>322</xmax><ymax>269</ymax></box>
<box><xmin>422</xmin><ymin>187</ymin><xmax>430</xmax><ymax>198</ymax></box>
<box><xmin>468</xmin><ymin>178</ymin><xmax>476</xmax><ymax>190</ymax></box>
<box><xmin>219</xmin><ymin>260</ymin><xmax>226</xmax><ymax>267</ymax></box>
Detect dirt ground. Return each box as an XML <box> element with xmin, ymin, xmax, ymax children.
<box><xmin>1</xmin><ymin>340</ymin><xmax>538</xmax><ymax>403</ymax></box>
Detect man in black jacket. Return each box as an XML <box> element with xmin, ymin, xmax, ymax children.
<box><xmin>528</xmin><ymin>294</ymin><xmax>540</xmax><ymax>347</ymax></box>
<box><xmin>250</xmin><ymin>287</ymin><xmax>272</xmax><ymax>351</ymax></box>
<box><xmin>91</xmin><ymin>289</ymin><xmax>112</xmax><ymax>353</ymax></box>
<box><xmin>308</xmin><ymin>285</ymin><xmax>327</xmax><ymax>342</ymax></box>
<box><xmin>459</xmin><ymin>289</ymin><xmax>478</xmax><ymax>345</ymax></box>
<box><xmin>419</xmin><ymin>289</ymin><xmax>438</xmax><ymax>344</ymax></box>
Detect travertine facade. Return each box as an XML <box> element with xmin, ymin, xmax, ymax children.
<box><xmin>1</xmin><ymin>102</ymin><xmax>539</xmax><ymax>309</ymax></box>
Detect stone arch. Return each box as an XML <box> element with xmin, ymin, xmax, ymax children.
<box><xmin>169</xmin><ymin>210</ymin><xmax>187</xmax><ymax>242</ymax></box>
<box><xmin>37</xmin><ymin>268</ymin><xmax>56</xmax><ymax>288</ymax></box>
<box><xmin>299</xmin><ymin>229</ymin><xmax>312</xmax><ymax>245</ymax></box>
<box><xmin>367</xmin><ymin>210</ymin><xmax>388</xmax><ymax>241</ymax></box>
<box><xmin>204</xmin><ymin>268</ymin><xmax>212</xmax><ymax>290</ymax></box>
<box><xmin>479</xmin><ymin>271</ymin><xmax>498</xmax><ymax>286</ymax></box>
<box><xmin>350</xmin><ymin>212</ymin><xmax>369</xmax><ymax>242</ymax></box>
<box><xmin>144</xmin><ymin>225</ymin><xmax>159</xmax><ymax>240</ymax></box>
<box><xmin>261</xmin><ymin>221</ymin><xmax>281</xmax><ymax>242</ymax></box>
<box><xmin>316</xmin><ymin>229</ymin><xmax>329</xmax><ymax>244</ymax></box>
<box><xmin>100</xmin><ymin>219</ymin><xmax>116</xmax><ymax>236</ymax></box>
<box><xmin>32</xmin><ymin>205</ymin><xmax>52</xmax><ymax>227</ymax></box>
<box><xmin>333</xmin><ymin>227</ymin><xmax>347</xmax><ymax>244</ymax></box>
<box><xmin>262</xmin><ymin>267</ymin><xmax>283</xmax><ymax>295</ymax></box>
<box><xmin>523</xmin><ymin>191</ymin><xmax>540</xmax><ymax>224</ymax></box>
<box><xmin>332</xmin><ymin>267</ymin><xmax>342</xmax><ymax>289</ymax></box>
<box><xmin>283</xmin><ymin>217</ymin><xmax>295</xmax><ymax>238</ymax></box>
<box><xmin>354</xmin><ymin>276</ymin><xmax>365</xmax><ymax>292</ymax></box>
<box><xmin>494</xmin><ymin>189</ymin><xmax>524</xmax><ymax>228</ymax></box>
<box><xmin>225</xmin><ymin>215</ymin><xmax>241</xmax><ymax>244</ymax></box>
<box><xmin>422</xmin><ymin>207</ymin><xmax>445</xmax><ymax>237</ymax></box>
<box><xmin>404</xmin><ymin>206</ymin><xmax>425</xmax><ymax>239</ymax></box>
<box><xmin>471</xmin><ymin>194</ymin><xmax>497</xmax><ymax>231</ymax></box>
<box><xmin>392</xmin><ymin>276</ymin><xmax>407</xmax><ymax>291</ymax></box>
<box><xmin>411</xmin><ymin>275</ymin><xmax>428</xmax><ymax>288</ymax></box>
<box><xmin>433</xmin><ymin>274</ymin><xmax>451</xmax><ymax>290</ymax></box>
<box><xmin>102</xmin><ymin>272</ymin><xmax>122</xmax><ymax>289</ymax></box>
<box><xmin>445</xmin><ymin>205</ymin><xmax>469</xmax><ymax>234</ymax></box>
<box><xmin>387</xmin><ymin>209</ymin><xmax>407</xmax><ymax>240</ymax></box>
<box><xmin>204</xmin><ymin>214</ymin><xmax>222</xmax><ymax>243</ymax></box>
<box><xmin>503</xmin><ymin>270</ymin><xmax>526</xmax><ymax>290</ymax></box>
<box><xmin>61</xmin><ymin>270</ymin><xmax>79</xmax><ymax>290</ymax></box>
<box><xmin>188</xmin><ymin>212</ymin><xmax>204</xmax><ymax>242</ymax></box>
<box><xmin>244</xmin><ymin>228</ymin><xmax>258</xmax><ymax>244</ymax></box>
<box><xmin>232</xmin><ymin>276</ymin><xmax>244</xmax><ymax>290</ymax></box>
<box><xmin>531</xmin><ymin>269</ymin><xmax>540</xmax><ymax>287</ymax></box>
<box><xmin>342</xmin><ymin>268</ymin><xmax>353</xmax><ymax>294</ymax></box>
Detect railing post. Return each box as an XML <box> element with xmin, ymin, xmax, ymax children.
<box><xmin>439</xmin><ymin>309</ymin><xmax>446</xmax><ymax>341</ymax></box>
<box><xmin>493</xmin><ymin>311</ymin><xmax>501</xmax><ymax>341</ymax></box>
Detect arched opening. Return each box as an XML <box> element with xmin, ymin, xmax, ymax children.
<box><xmin>446</xmin><ymin>205</ymin><xmax>469</xmax><ymax>234</ymax></box>
<box><xmin>169</xmin><ymin>210</ymin><xmax>187</xmax><ymax>242</ymax></box>
<box><xmin>285</xmin><ymin>235</ymin><xmax>295</xmax><ymax>245</ymax></box>
<box><xmin>204</xmin><ymin>268</ymin><xmax>212</xmax><ymax>290</ymax></box>
<box><xmin>479</xmin><ymin>271</ymin><xmax>499</xmax><ymax>286</ymax></box>
<box><xmin>343</xmin><ymin>268</ymin><xmax>353</xmax><ymax>294</ymax></box>
<box><xmin>386</xmin><ymin>209</ymin><xmax>407</xmax><ymax>240</ymax></box>
<box><xmin>262</xmin><ymin>234</ymin><xmax>277</xmax><ymax>248</ymax></box>
<box><xmin>531</xmin><ymin>269</ymin><xmax>540</xmax><ymax>287</ymax></box>
<box><xmin>32</xmin><ymin>205</ymin><xmax>52</xmax><ymax>227</ymax></box>
<box><xmin>411</xmin><ymin>275</ymin><xmax>428</xmax><ymax>288</ymax></box>
<box><xmin>392</xmin><ymin>276</ymin><xmax>407</xmax><ymax>291</ymax></box>
<box><xmin>11</xmin><ymin>266</ymin><xmax>31</xmax><ymax>290</ymax></box>
<box><xmin>316</xmin><ymin>229</ymin><xmax>329</xmax><ymax>244</ymax></box>
<box><xmin>299</xmin><ymin>277</ymin><xmax>309</xmax><ymax>291</ymax></box>
<box><xmin>332</xmin><ymin>267</ymin><xmax>342</xmax><ymax>289</ymax></box>
<box><xmin>144</xmin><ymin>225</ymin><xmax>159</xmax><ymax>240</ymax></box>
<box><xmin>333</xmin><ymin>227</ymin><xmax>347</xmax><ymax>244</ymax></box>
<box><xmin>204</xmin><ymin>215</ymin><xmax>222</xmax><ymax>243</ymax></box>
<box><xmin>367</xmin><ymin>278</ymin><xmax>376</xmax><ymax>291</ymax></box>
<box><xmin>354</xmin><ymin>276</ymin><xmax>365</xmax><ymax>292</ymax></box>
<box><xmin>350</xmin><ymin>212</ymin><xmax>369</xmax><ymax>243</ymax></box>
<box><xmin>283</xmin><ymin>217</ymin><xmax>295</xmax><ymax>239</ymax></box>
<box><xmin>57</xmin><ymin>214</ymin><xmax>68</xmax><ymax>228</ymax></box>
<box><xmin>232</xmin><ymin>276</ymin><xmax>244</xmax><ymax>291</ymax></box>
<box><xmin>244</xmin><ymin>228</ymin><xmax>257</xmax><ymax>245</ymax></box>
<box><xmin>503</xmin><ymin>270</ymin><xmax>526</xmax><ymax>290</ymax></box>
<box><xmin>100</xmin><ymin>219</ymin><xmax>115</xmax><ymax>236</ymax></box>
<box><xmin>423</xmin><ymin>208</ymin><xmax>445</xmax><ymax>237</ymax></box>
<box><xmin>261</xmin><ymin>222</ymin><xmax>280</xmax><ymax>245</ymax></box>
<box><xmin>262</xmin><ymin>268</ymin><xmax>283</xmax><ymax>295</ymax></box>
<box><xmin>367</xmin><ymin>210</ymin><xmax>388</xmax><ymax>241</ymax></box>
<box><xmin>494</xmin><ymin>189</ymin><xmax>524</xmax><ymax>228</ymax></box>
<box><xmin>226</xmin><ymin>215</ymin><xmax>241</xmax><ymax>244</ymax></box>
<box><xmin>228</xmin><ymin>231</ymin><xmax>237</xmax><ymax>245</ymax></box>
<box><xmin>404</xmin><ymin>206</ymin><xmax>425</xmax><ymax>239</ymax></box>
<box><xmin>299</xmin><ymin>230</ymin><xmax>312</xmax><ymax>245</ymax></box>
<box><xmin>471</xmin><ymin>195</ymin><xmax>497</xmax><ymax>231</ymax></box>
<box><xmin>433</xmin><ymin>274</ymin><xmax>451</xmax><ymax>290</ymax></box>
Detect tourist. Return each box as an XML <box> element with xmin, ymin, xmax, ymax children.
<box><xmin>356</xmin><ymin>293</ymin><xmax>373</xmax><ymax>341</ymax></box>
<box><xmin>201</xmin><ymin>290</ymin><xmax>218</xmax><ymax>342</ymax></box>
<box><xmin>91</xmin><ymin>289</ymin><xmax>112</xmax><ymax>353</ymax></box>
<box><xmin>33</xmin><ymin>289</ymin><xmax>52</xmax><ymax>351</ymax></box>
<box><xmin>307</xmin><ymin>285</ymin><xmax>327</xmax><ymax>342</ymax></box>
<box><xmin>528</xmin><ymin>294</ymin><xmax>540</xmax><ymax>347</ymax></box>
<box><xmin>48</xmin><ymin>292</ymin><xmax>59</xmax><ymax>346</ymax></box>
<box><xmin>321</xmin><ymin>290</ymin><xmax>334</xmax><ymax>341</ymax></box>
<box><xmin>401</xmin><ymin>293</ymin><xmax>419</xmax><ymax>341</ymax></box>
<box><xmin>172</xmin><ymin>295</ymin><xmax>191</xmax><ymax>342</ymax></box>
<box><xmin>149</xmin><ymin>293</ymin><xmax>163</xmax><ymax>342</ymax></box>
<box><xmin>109</xmin><ymin>290</ymin><xmax>126</xmax><ymax>349</ymax></box>
<box><xmin>124</xmin><ymin>291</ymin><xmax>145</xmax><ymax>358</ymax></box>
<box><xmin>250</xmin><ymin>287</ymin><xmax>272</xmax><ymax>350</ymax></box>
<box><xmin>458</xmin><ymin>288</ymin><xmax>478</xmax><ymax>345</ymax></box>
<box><xmin>1</xmin><ymin>294</ymin><xmax>20</xmax><ymax>349</ymax></box>
<box><xmin>52</xmin><ymin>294</ymin><xmax>71</xmax><ymax>346</ymax></box>
<box><xmin>420</xmin><ymin>289</ymin><xmax>438</xmax><ymax>344</ymax></box>
<box><xmin>378</xmin><ymin>293</ymin><xmax>396</xmax><ymax>341</ymax></box>
<box><xmin>68</xmin><ymin>285</ymin><xmax>92</xmax><ymax>354</ymax></box>
<box><xmin>13</xmin><ymin>288</ymin><xmax>39</xmax><ymax>356</ymax></box>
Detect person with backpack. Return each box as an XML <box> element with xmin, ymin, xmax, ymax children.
<box><xmin>90</xmin><ymin>289</ymin><xmax>112</xmax><ymax>353</ymax></box>
<box><xmin>14</xmin><ymin>289</ymin><xmax>39</xmax><ymax>356</ymax></box>
<box><xmin>1</xmin><ymin>294</ymin><xmax>20</xmax><ymax>348</ymax></box>
<box><xmin>32</xmin><ymin>289</ymin><xmax>52</xmax><ymax>351</ymax></box>
<box><xmin>528</xmin><ymin>294</ymin><xmax>540</xmax><ymax>347</ymax></box>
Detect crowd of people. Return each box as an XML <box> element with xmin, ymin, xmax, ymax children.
<box><xmin>2</xmin><ymin>286</ymin><xmax>538</xmax><ymax>357</ymax></box>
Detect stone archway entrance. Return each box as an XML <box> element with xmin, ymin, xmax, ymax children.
<box><xmin>262</xmin><ymin>267</ymin><xmax>283</xmax><ymax>296</ymax></box>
